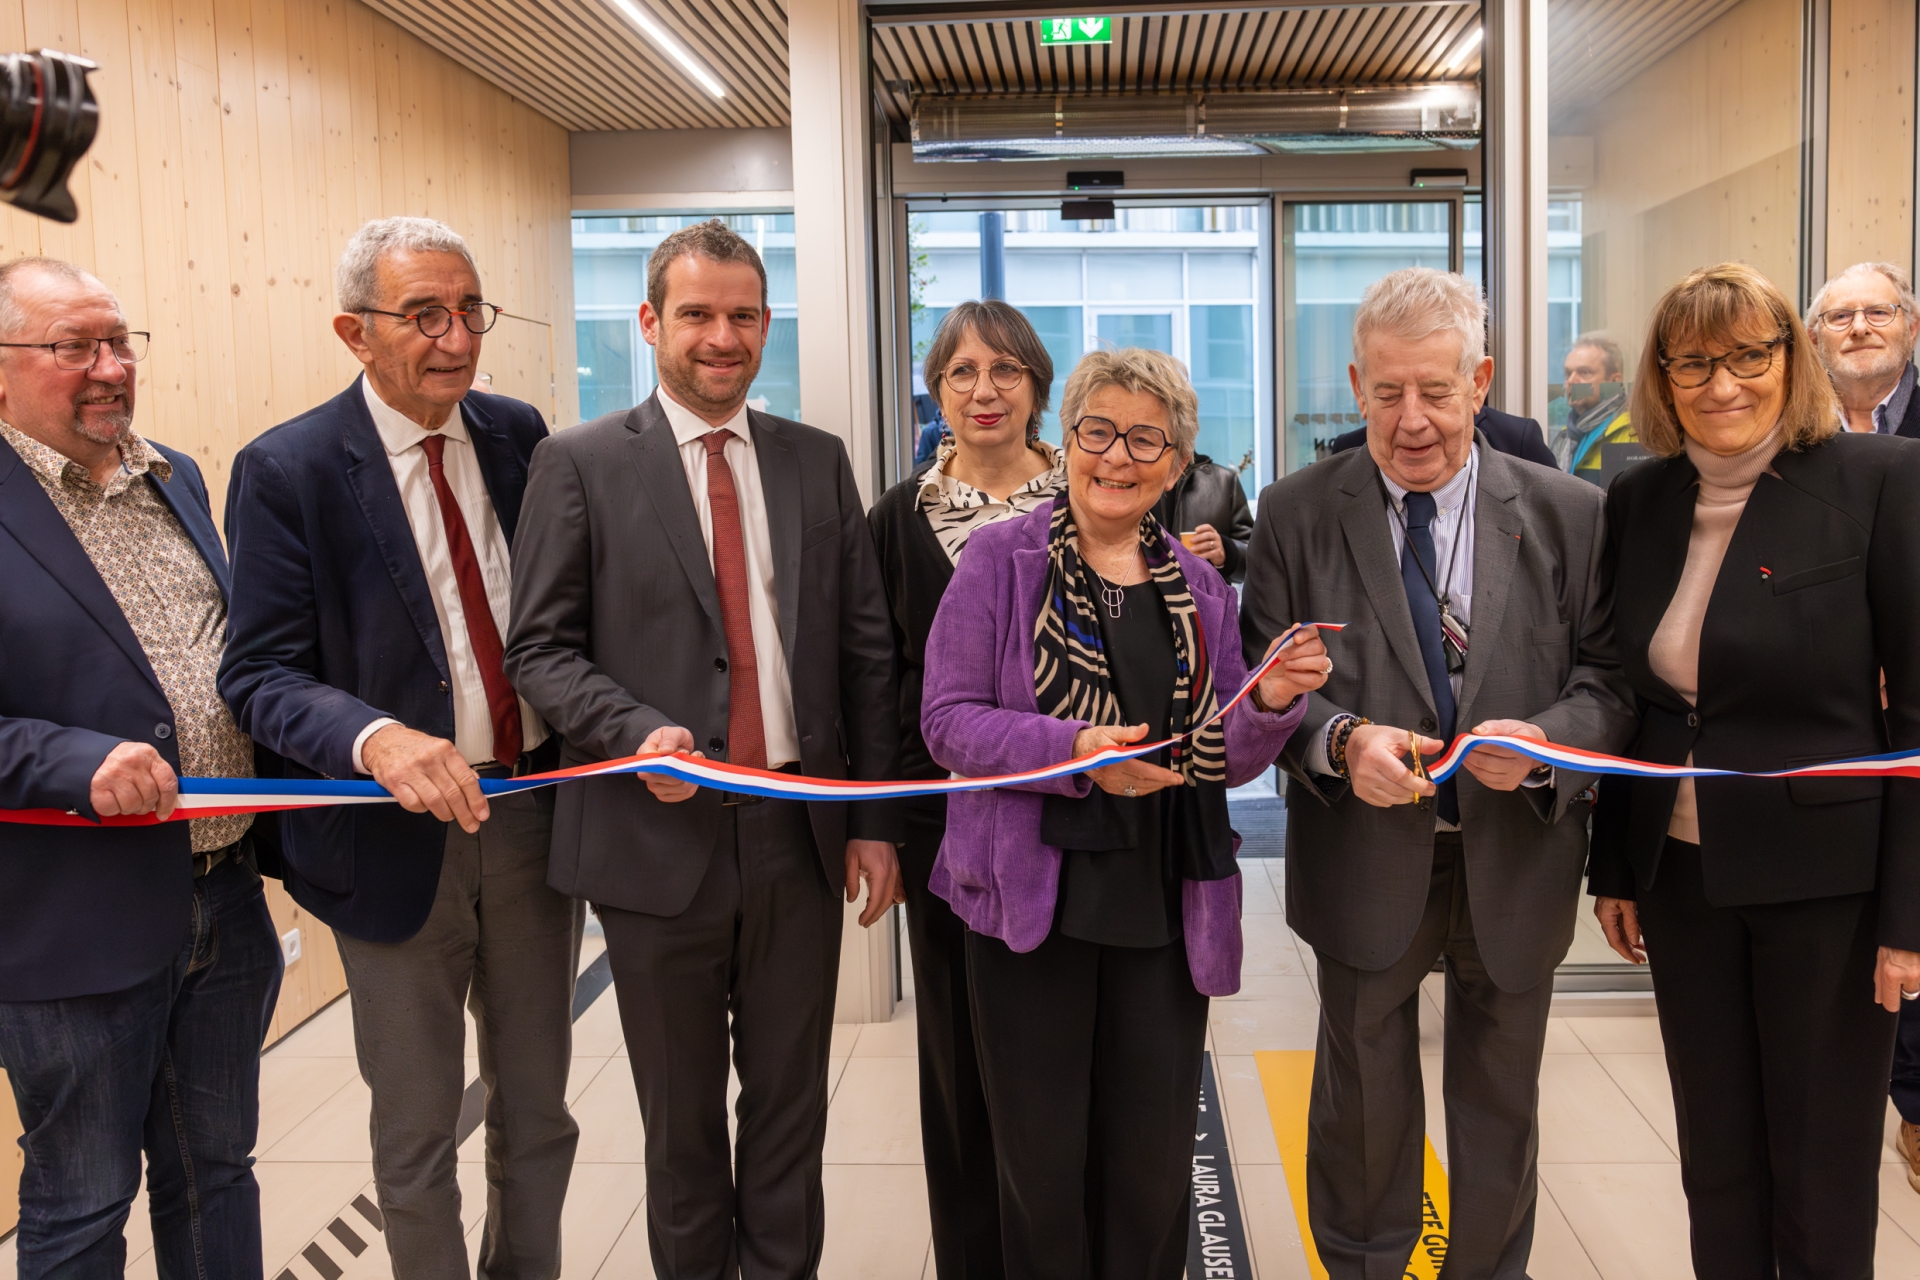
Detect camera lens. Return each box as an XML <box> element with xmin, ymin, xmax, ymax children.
<box><xmin>0</xmin><ymin>50</ymin><xmax>100</xmax><ymax>224</ymax></box>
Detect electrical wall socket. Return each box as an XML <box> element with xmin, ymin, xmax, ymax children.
<box><xmin>280</xmin><ymin>927</ymin><xmax>302</xmax><ymax>964</ymax></box>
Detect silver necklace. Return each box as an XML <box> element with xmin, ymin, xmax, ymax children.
<box><xmin>1100</xmin><ymin>579</ymin><xmax>1126</xmax><ymax>618</ymax></box>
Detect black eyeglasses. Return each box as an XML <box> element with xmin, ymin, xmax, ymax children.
<box><xmin>943</xmin><ymin>359</ymin><xmax>1028</xmax><ymax>393</ymax></box>
<box><xmin>1816</xmin><ymin>304</ymin><xmax>1906</xmax><ymax>333</ymax></box>
<box><xmin>361</xmin><ymin>303</ymin><xmax>502</xmax><ymax>338</ymax></box>
<box><xmin>0</xmin><ymin>332</ymin><xmax>149</xmax><ymax>369</ymax></box>
<box><xmin>1659</xmin><ymin>338</ymin><xmax>1787</xmax><ymax>389</ymax></box>
<box><xmin>1070</xmin><ymin>416</ymin><xmax>1174</xmax><ymax>463</ymax></box>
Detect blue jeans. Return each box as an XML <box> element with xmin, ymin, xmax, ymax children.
<box><xmin>0</xmin><ymin>854</ymin><xmax>284</xmax><ymax>1279</ymax></box>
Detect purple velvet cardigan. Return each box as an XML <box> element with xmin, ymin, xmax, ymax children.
<box><xmin>920</xmin><ymin>505</ymin><xmax>1308</xmax><ymax>996</ymax></box>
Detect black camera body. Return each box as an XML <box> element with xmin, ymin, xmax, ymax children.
<box><xmin>0</xmin><ymin>50</ymin><xmax>100</xmax><ymax>224</ymax></box>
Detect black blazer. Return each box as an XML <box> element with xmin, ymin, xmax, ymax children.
<box><xmin>504</xmin><ymin>392</ymin><xmax>903</xmax><ymax>916</ymax></box>
<box><xmin>869</xmin><ymin>459</ymin><xmax>955</xmax><ymax>785</ymax></box>
<box><xmin>219</xmin><ymin>379</ymin><xmax>548</xmax><ymax>944</ymax></box>
<box><xmin>1153</xmin><ymin>454</ymin><xmax>1255</xmax><ymax>583</ymax></box>
<box><xmin>1331</xmin><ymin>405</ymin><xmax>1558</xmax><ymax>470</ymax></box>
<box><xmin>0</xmin><ymin>439</ymin><xmax>234</xmax><ymax>1001</ymax></box>
<box><xmin>1590</xmin><ymin>431</ymin><xmax>1920</xmax><ymax>949</ymax></box>
<box><xmin>1894</xmin><ymin>364</ymin><xmax>1920</xmax><ymax>438</ymax></box>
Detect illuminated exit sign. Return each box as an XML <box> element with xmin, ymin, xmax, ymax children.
<box><xmin>1038</xmin><ymin>15</ymin><xmax>1112</xmax><ymax>44</ymax></box>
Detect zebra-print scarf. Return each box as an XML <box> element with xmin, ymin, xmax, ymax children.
<box><xmin>1032</xmin><ymin>492</ymin><xmax>1226</xmax><ymax>785</ymax></box>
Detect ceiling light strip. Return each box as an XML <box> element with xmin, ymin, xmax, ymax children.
<box><xmin>604</xmin><ymin>0</ymin><xmax>729</xmax><ymax>98</ymax></box>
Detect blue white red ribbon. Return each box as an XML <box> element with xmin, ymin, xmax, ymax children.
<box><xmin>0</xmin><ymin>623</ymin><xmax>1344</xmax><ymax>827</ymax></box>
<box><xmin>19</xmin><ymin>623</ymin><xmax>1920</xmax><ymax>828</ymax></box>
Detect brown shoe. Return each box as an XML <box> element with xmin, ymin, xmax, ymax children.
<box><xmin>1899</xmin><ymin>1120</ymin><xmax>1920</xmax><ymax>1194</ymax></box>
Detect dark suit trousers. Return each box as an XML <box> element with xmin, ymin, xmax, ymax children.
<box><xmin>1638</xmin><ymin>838</ymin><xmax>1894</xmax><ymax>1280</ymax></box>
<box><xmin>334</xmin><ymin>790</ymin><xmax>584</xmax><ymax>1280</ymax></box>
<box><xmin>600</xmin><ymin>797</ymin><xmax>842</xmax><ymax>1280</ymax></box>
<box><xmin>965</xmin><ymin>926</ymin><xmax>1209</xmax><ymax>1280</ymax></box>
<box><xmin>1891</xmin><ymin>995</ymin><xmax>1920</xmax><ymax>1125</ymax></box>
<box><xmin>1307</xmin><ymin>834</ymin><xmax>1552</xmax><ymax>1280</ymax></box>
<box><xmin>899</xmin><ymin>798</ymin><xmax>1005</xmax><ymax>1280</ymax></box>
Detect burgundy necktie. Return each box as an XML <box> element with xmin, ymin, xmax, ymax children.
<box><xmin>701</xmin><ymin>429</ymin><xmax>767</xmax><ymax>771</ymax></box>
<box><xmin>420</xmin><ymin>432</ymin><xmax>523</xmax><ymax>767</ymax></box>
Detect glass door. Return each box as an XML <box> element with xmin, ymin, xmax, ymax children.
<box><xmin>1280</xmin><ymin>200</ymin><xmax>1455</xmax><ymax>472</ymax></box>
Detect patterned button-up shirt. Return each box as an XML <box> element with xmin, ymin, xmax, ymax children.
<box><xmin>0</xmin><ymin>422</ymin><xmax>252</xmax><ymax>852</ymax></box>
<box><xmin>917</xmin><ymin>438</ymin><xmax>1067</xmax><ymax>564</ymax></box>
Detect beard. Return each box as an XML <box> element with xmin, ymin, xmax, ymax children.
<box><xmin>655</xmin><ymin>341</ymin><xmax>760</xmax><ymax>415</ymax></box>
<box><xmin>69</xmin><ymin>395</ymin><xmax>134</xmax><ymax>449</ymax></box>
<box><xmin>1829</xmin><ymin>342</ymin><xmax>1910</xmax><ymax>398</ymax></box>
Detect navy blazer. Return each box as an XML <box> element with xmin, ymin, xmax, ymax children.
<box><xmin>219</xmin><ymin>378</ymin><xmax>548</xmax><ymax>943</ymax></box>
<box><xmin>0</xmin><ymin>437</ymin><xmax>233</xmax><ymax>1001</ymax></box>
<box><xmin>1329</xmin><ymin>405</ymin><xmax>1558</xmax><ymax>470</ymax></box>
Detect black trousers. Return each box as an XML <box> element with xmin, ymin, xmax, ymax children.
<box><xmin>965</xmin><ymin>925</ymin><xmax>1209</xmax><ymax>1280</ymax></box>
<box><xmin>600</xmin><ymin>798</ymin><xmax>842</xmax><ymax>1280</ymax></box>
<box><xmin>1638</xmin><ymin>838</ymin><xmax>1896</xmax><ymax>1280</ymax></box>
<box><xmin>900</xmin><ymin>798</ymin><xmax>1005</xmax><ymax>1280</ymax></box>
<box><xmin>1892</xmin><ymin>992</ymin><xmax>1920</xmax><ymax>1125</ymax></box>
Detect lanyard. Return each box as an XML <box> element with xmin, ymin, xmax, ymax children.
<box><xmin>1383</xmin><ymin>454</ymin><xmax>1474</xmax><ymax>672</ymax></box>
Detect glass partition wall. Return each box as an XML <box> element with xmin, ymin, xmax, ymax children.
<box><xmin>902</xmin><ymin>202</ymin><xmax>1274</xmax><ymax>499</ymax></box>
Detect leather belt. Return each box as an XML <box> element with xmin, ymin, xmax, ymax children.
<box><xmin>191</xmin><ymin>837</ymin><xmax>246</xmax><ymax>879</ymax></box>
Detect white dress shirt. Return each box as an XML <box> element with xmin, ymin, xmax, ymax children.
<box><xmin>350</xmin><ymin>379</ymin><xmax>548</xmax><ymax>771</ymax></box>
<box><xmin>656</xmin><ymin>389</ymin><xmax>801</xmax><ymax>767</ymax></box>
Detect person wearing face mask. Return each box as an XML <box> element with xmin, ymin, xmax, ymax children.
<box><xmin>220</xmin><ymin>217</ymin><xmax>579</xmax><ymax>1279</ymax></box>
<box><xmin>1239</xmin><ymin>267</ymin><xmax>1636</xmax><ymax>1278</ymax></box>
<box><xmin>1589</xmin><ymin>262</ymin><xmax>1920</xmax><ymax>1277</ymax></box>
<box><xmin>505</xmin><ymin>218</ymin><xmax>902</xmax><ymax>1278</ymax></box>
<box><xmin>868</xmin><ymin>300</ymin><xmax>1063</xmax><ymax>1280</ymax></box>
<box><xmin>921</xmin><ymin>346</ymin><xmax>1323</xmax><ymax>1278</ymax></box>
<box><xmin>1807</xmin><ymin>261</ymin><xmax>1920</xmax><ymax>437</ymax></box>
<box><xmin>1555</xmin><ymin>332</ymin><xmax>1636</xmax><ymax>480</ymax></box>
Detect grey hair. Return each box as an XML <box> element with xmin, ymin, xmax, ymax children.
<box><xmin>1352</xmin><ymin>266</ymin><xmax>1487</xmax><ymax>378</ymax></box>
<box><xmin>1060</xmin><ymin>347</ymin><xmax>1199</xmax><ymax>464</ymax></box>
<box><xmin>1569</xmin><ymin>331</ymin><xmax>1626</xmax><ymax>377</ymax></box>
<box><xmin>0</xmin><ymin>256</ymin><xmax>95</xmax><ymax>340</ymax></box>
<box><xmin>1807</xmin><ymin>261</ymin><xmax>1920</xmax><ymax>329</ymax></box>
<box><xmin>335</xmin><ymin>217</ymin><xmax>480</xmax><ymax>314</ymax></box>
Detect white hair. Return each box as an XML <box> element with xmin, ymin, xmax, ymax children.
<box><xmin>335</xmin><ymin>217</ymin><xmax>479</xmax><ymax>314</ymax></box>
<box><xmin>1807</xmin><ymin>261</ymin><xmax>1919</xmax><ymax>329</ymax></box>
<box><xmin>1352</xmin><ymin>266</ymin><xmax>1487</xmax><ymax>378</ymax></box>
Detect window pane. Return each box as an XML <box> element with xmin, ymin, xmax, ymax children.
<box><xmin>1018</xmin><ymin>305</ymin><xmax>1083</xmax><ymax>444</ymax></box>
<box><xmin>576</xmin><ymin>319</ymin><xmax>635</xmax><ymax>421</ymax></box>
<box><xmin>924</xmin><ymin>251</ymin><xmax>981</xmax><ymax>304</ymax></box>
<box><xmin>1006</xmin><ymin>253</ymin><xmax>1084</xmax><ymax>302</ymax></box>
<box><xmin>765</xmin><ymin>247</ymin><xmax>798</xmax><ymax>308</ymax></box>
<box><xmin>1096</xmin><ymin>312</ymin><xmax>1173</xmax><ymax>353</ymax></box>
<box><xmin>1191</xmin><ymin>305</ymin><xmax>1256</xmax><ymax>491</ymax></box>
<box><xmin>1087</xmin><ymin>253</ymin><xmax>1183</xmax><ymax>300</ymax></box>
<box><xmin>1188</xmin><ymin>252</ymin><xmax>1254</xmax><ymax>300</ymax></box>
<box><xmin>751</xmin><ymin>318</ymin><xmax>801</xmax><ymax>420</ymax></box>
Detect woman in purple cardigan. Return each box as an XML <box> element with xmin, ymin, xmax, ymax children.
<box><xmin>922</xmin><ymin>347</ymin><xmax>1324</xmax><ymax>1279</ymax></box>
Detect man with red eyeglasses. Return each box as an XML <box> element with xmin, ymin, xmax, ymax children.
<box><xmin>220</xmin><ymin>217</ymin><xmax>581</xmax><ymax>1280</ymax></box>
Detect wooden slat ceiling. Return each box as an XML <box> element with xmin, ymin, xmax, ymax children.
<box><xmin>872</xmin><ymin>5</ymin><xmax>1483</xmax><ymax>128</ymax></box>
<box><xmin>1548</xmin><ymin>0</ymin><xmax>1744</xmax><ymax>129</ymax></box>
<box><xmin>356</xmin><ymin>0</ymin><xmax>794</xmax><ymax>130</ymax></box>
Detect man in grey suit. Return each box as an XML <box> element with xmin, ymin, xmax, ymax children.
<box><xmin>1240</xmin><ymin>267</ymin><xmax>1635</xmax><ymax>1278</ymax></box>
<box><xmin>504</xmin><ymin>219</ymin><xmax>903</xmax><ymax>1279</ymax></box>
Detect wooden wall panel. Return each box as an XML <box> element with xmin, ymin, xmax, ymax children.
<box><xmin>0</xmin><ymin>0</ymin><xmax>578</xmax><ymax>514</ymax></box>
<box><xmin>1827</xmin><ymin>0</ymin><xmax>1916</xmax><ymax>272</ymax></box>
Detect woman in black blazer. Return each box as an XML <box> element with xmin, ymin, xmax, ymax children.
<box><xmin>1591</xmin><ymin>262</ymin><xmax>1920</xmax><ymax>1277</ymax></box>
<box><xmin>868</xmin><ymin>300</ymin><xmax>1066</xmax><ymax>1280</ymax></box>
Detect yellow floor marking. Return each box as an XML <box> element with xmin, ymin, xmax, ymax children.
<box><xmin>1254</xmin><ymin>1050</ymin><xmax>1451</xmax><ymax>1280</ymax></box>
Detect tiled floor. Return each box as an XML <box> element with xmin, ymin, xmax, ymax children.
<box><xmin>9</xmin><ymin>860</ymin><xmax>1920</xmax><ymax>1277</ymax></box>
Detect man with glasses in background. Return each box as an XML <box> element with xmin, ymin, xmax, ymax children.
<box><xmin>1808</xmin><ymin>261</ymin><xmax>1920</xmax><ymax>437</ymax></box>
<box><xmin>1807</xmin><ymin>261</ymin><xmax>1920</xmax><ymax>1198</ymax></box>
<box><xmin>220</xmin><ymin>217</ymin><xmax>582</xmax><ymax>1279</ymax></box>
<box><xmin>0</xmin><ymin>257</ymin><xmax>283</xmax><ymax>1277</ymax></box>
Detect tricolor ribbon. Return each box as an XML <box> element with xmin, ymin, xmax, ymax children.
<box><xmin>1424</xmin><ymin>733</ymin><xmax>1920</xmax><ymax>784</ymax></box>
<box><xmin>0</xmin><ymin>623</ymin><xmax>1346</xmax><ymax>827</ymax></box>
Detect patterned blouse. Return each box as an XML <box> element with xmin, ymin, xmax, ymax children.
<box><xmin>0</xmin><ymin>423</ymin><xmax>254</xmax><ymax>852</ymax></box>
<box><xmin>917</xmin><ymin>439</ymin><xmax>1067</xmax><ymax>564</ymax></box>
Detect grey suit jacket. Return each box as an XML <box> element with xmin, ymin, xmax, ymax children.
<box><xmin>1240</xmin><ymin>437</ymin><xmax>1635</xmax><ymax>991</ymax></box>
<box><xmin>503</xmin><ymin>392</ymin><xmax>902</xmax><ymax>916</ymax></box>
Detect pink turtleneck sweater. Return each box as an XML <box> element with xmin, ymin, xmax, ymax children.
<box><xmin>1647</xmin><ymin>429</ymin><xmax>1783</xmax><ymax>843</ymax></box>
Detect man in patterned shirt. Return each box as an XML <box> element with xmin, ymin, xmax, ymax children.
<box><xmin>0</xmin><ymin>256</ymin><xmax>283</xmax><ymax>1278</ymax></box>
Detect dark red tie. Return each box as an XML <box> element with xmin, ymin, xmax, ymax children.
<box><xmin>420</xmin><ymin>432</ymin><xmax>522</xmax><ymax>767</ymax></box>
<box><xmin>702</xmin><ymin>430</ymin><xmax>767</xmax><ymax>771</ymax></box>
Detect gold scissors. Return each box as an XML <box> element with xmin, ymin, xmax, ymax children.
<box><xmin>1407</xmin><ymin>729</ymin><xmax>1430</xmax><ymax>806</ymax></box>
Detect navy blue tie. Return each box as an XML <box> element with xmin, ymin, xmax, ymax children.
<box><xmin>1400</xmin><ymin>491</ymin><xmax>1459</xmax><ymax>824</ymax></box>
